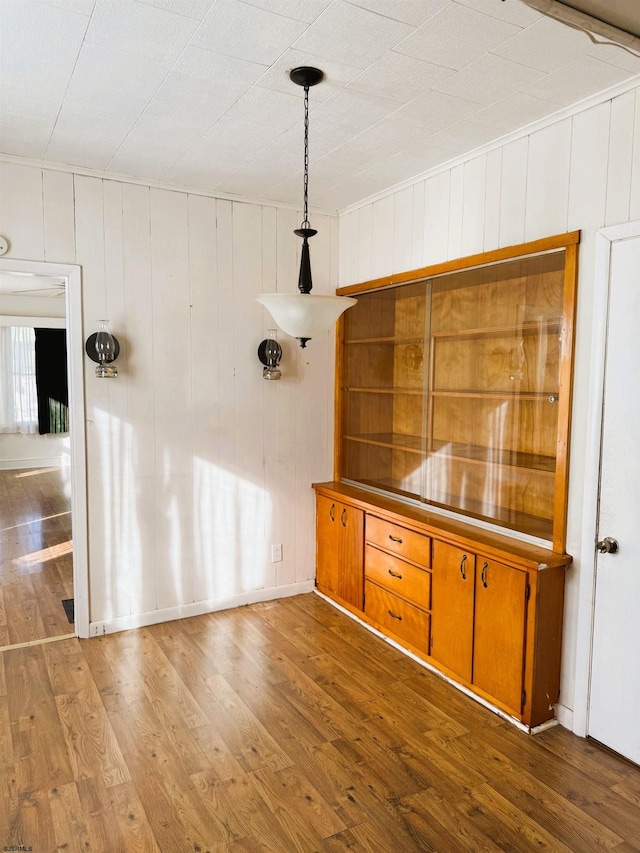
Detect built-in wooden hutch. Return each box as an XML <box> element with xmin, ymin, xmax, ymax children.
<box><xmin>313</xmin><ymin>232</ymin><xmax>579</xmax><ymax>729</ymax></box>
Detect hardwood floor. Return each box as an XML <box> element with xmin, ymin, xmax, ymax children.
<box><xmin>1</xmin><ymin>593</ymin><xmax>639</xmax><ymax>851</ymax></box>
<box><xmin>0</xmin><ymin>466</ymin><xmax>74</xmax><ymax>647</ymax></box>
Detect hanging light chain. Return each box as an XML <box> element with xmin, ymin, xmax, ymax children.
<box><xmin>302</xmin><ymin>83</ymin><xmax>310</xmax><ymax>229</ymax></box>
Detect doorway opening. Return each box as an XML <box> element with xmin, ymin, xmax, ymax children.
<box><xmin>0</xmin><ymin>259</ymin><xmax>88</xmax><ymax>644</ymax></box>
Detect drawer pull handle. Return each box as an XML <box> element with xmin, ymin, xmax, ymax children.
<box><xmin>329</xmin><ymin>503</ymin><xmax>335</xmax><ymax>522</ymax></box>
<box><xmin>388</xmin><ymin>609</ymin><xmax>402</xmax><ymax>621</ymax></box>
<box><xmin>481</xmin><ymin>562</ymin><xmax>488</xmax><ymax>588</ymax></box>
<box><xmin>389</xmin><ymin>535</ymin><xmax>403</xmax><ymax>543</ymax></box>
<box><xmin>388</xmin><ymin>570</ymin><xmax>403</xmax><ymax>579</ymax></box>
<box><xmin>341</xmin><ymin>508</ymin><xmax>347</xmax><ymax>527</ymax></box>
<box><xmin>459</xmin><ymin>554</ymin><xmax>467</xmax><ymax>580</ymax></box>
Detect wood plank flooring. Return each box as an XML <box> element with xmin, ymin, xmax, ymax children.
<box><xmin>0</xmin><ymin>467</ymin><xmax>74</xmax><ymax>647</ymax></box>
<box><xmin>1</xmin><ymin>593</ymin><xmax>639</xmax><ymax>852</ymax></box>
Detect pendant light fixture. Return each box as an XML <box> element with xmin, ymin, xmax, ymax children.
<box><xmin>256</xmin><ymin>67</ymin><xmax>356</xmax><ymax>348</ymax></box>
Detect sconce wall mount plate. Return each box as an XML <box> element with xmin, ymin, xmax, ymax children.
<box><xmin>85</xmin><ymin>333</ymin><xmax>120</xmax><ymax>363</ymax></box>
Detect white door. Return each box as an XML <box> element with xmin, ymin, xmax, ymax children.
<box><xmin>588</xmin><ymin>231</ymin><xmax>640</xmax><ymax>765</ymax></box>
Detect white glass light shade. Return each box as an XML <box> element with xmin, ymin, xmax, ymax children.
<box><xmin>256</xmin><ymin>293</ymin><xmax>356</xmax><ymax>342</ymax></box>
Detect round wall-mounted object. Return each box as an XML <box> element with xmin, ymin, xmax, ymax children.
<box><xmin>0</xmin><ymin>236</ymin><xmax>9</xmax><ymax>256</ymax></box>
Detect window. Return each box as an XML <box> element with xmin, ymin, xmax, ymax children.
<box><xmin>0</xmin><ymin>326</ymin><xmax>38</xmax><ymax>434</ymax></box>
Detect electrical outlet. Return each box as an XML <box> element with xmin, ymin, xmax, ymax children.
<box><xmin>271</xmin><ymin>544</ymin><xmax>283</xmax><ymax>563</ymax></box>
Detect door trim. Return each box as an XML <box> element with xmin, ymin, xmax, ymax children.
<box><xmin>573</xmin><ymin>219</ymin><xmax>640</xmax><ymax>737</ymax></box>
<box><xmin>0</xmin><ymin>258</ymin><xmax>89</xmax><ymax>638</ymax></box>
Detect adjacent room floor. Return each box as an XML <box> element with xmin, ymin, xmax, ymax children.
<box><xmin>1</xmin><ymin>592</ymin><xmax>638</xmax><ymax>851</ymax></box>
<box><xmin>0</xmin><ymin>466</ymin><xmax>74</xmax><ymax>647</ymax></box>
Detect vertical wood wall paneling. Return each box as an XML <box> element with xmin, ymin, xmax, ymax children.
<box><xmin>214</xmin><ymin>199</ymin><xmax>237</xmax><ymax>599</ymax></box>
<box><xmin>292</xmin><ymin>213</ymin><xmax>313</xmax><ymax>588</ymax></box>
<box><xmin>103</xmin><ymin>180</ymin><xmax>131</xmax><ymax>620</ymax></box>
<box><xmin>187</xmin><ymin>193</ymin><xmax>220</xmax><ymax>603</ymax></box>
<box><xmin>423</xmin><ymin>170</ymin><xmax>450</xmax><ymax>265</ymax></box>
<box><xmin>568</xmin><ymin>103</ymin><xmax>610</xmax><ymax>232</ymax></box>
<box><xmin>0</xmin><ymin>163</ymin><xmax>44</xmax><ymax>260</ymax></box>
<box><xmin>338</xmin><ymin>210</ymin><xmax>359</xmax><ymax>285</ymax></box>
<box><xmin>499</xmin><ymin>138</ymin><xmax>528</xmax><ymax>247</ymax></box>
<box><xmin>274</xmin><ymin>207</ymin><xmax>301</xmax><ymax>586</ymax></box>
<box><xmin>304</xmin><ymin>212</ymin><xmax>334</xmax><ymax>582</ymax></box>
<box><xmin>371</xmin><ymin>195</ymin><xmax>394</xmax><ymax>278</ymax></box>
<box><xmin>461</xmin><ymin>155</ymin><xmax>487</xmax><ymax>256</ymax></box>
<box><xmin>447</xmin><ymin>164</ymin><xmax>464</xmax><ymax>260</ymax></box>
<box><xmin>232</xmin><ymin>202</ymin><xmax>267</xmax><ymax>594</ymax></box>
<box><xmin>357</xmin><ymin>204</ymin><xmax>373</xmax><ymax>284</ymax></box>
<box><xmin>605</xmin><ymin>91</ymin><xmax>635</xmax><ymax>225</ymax></box>
<box><xmin>411</xmin><ymin>180</ymin><xmax>426</xmax><ymax>269</ymax></box>
<box><xmin>121</xmin><ymin>183</ymin><xmax>157</xmax><ymax>616</ymax></box>
<box><xmin>524</xmin><ymin>120</ymin><xmax>572</xmax><ymax>241</ymax></box>
<box><xmin>630</xmin><ymin>87</ymin><xmax>640</xmax><ymax>220</ymax></box>
<box><xmin>74</xmin><ymin>176</ymin><xmax>110</xmax><ymax>622</ymax></box>
<box><xmin>392</xmin><ymin>187</ymin><xmax>414</xmax><ymax>273</ymax></box>
<box><xmin>149</xmin><ymin>189</ymin><xmax>193</xmax><ymax>610</ymax></box>
<box><xmin>483</xmin><ymin>149</ymin><xmax>502</xmax><ymax>251</ymax></box>
<box><xmin>260</xmin><ymin>205</ymin><xmax>278</xmax><ymax>592</ymax></box>
<box><xmin>42</xmin><ymin>170</ymin><xmax>75</xmax><ymax>263</ymax></box>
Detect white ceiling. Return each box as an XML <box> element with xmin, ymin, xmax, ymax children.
<box><xmin>0</xmin><ymin>271</ymin><xmax>66</xmax><ymax>297</ymax></box>
<box><xmin>1</xmin><ymin>0</ymin><xmax>639</xmax><ymax>212</ymax></box>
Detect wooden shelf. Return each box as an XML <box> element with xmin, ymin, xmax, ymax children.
<box><xmin>344</xmin><ymin>432</ymin><xmax>425</xmax><ymax>454</ymax></box>
<box><xmin>432</xmin><ymin>320</ymin><xmax>561</xmax><ymax>340</ymax></box>
<box><xmin>429</xmin><ymin>441</ymin><xmax>555</xmax><ymax>474</ymax></box>
<box><xmin>424</xmin><ymin>491</ymin><xmax>553</xmax><ymax>541</ymax></box>
<box><xmin>345</xmin><ymin>386</ymin><xmax>425</xmax><ymax>396</ymax></box>
<box><xmin>430</xmin><ymin>390</ymin><xmax>558</xmax><ymax>401</ymax></box>
<box><xmin>356</xmin><ymin>477</ymin><xmax>420</xmax><ymax>503</ymax></box>
<box><xmin>346</xmin><ymin>336</ymin><xmax>424</xmax><ymax>345</ymax></box>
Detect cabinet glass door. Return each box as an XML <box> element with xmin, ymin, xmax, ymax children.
<box><xmin>339</xmin><ymin>244</ymin><xmax>573</xmax><ymax>545</ymax></box>
<box><xmin>425</xmin><ymin>253</ymin><xmax>564</xmax><ymax>540</ymax></box>
<box><xmin>341</xmin><ymin>281</ymin><xmax>428</xmax><ymax>500</ymax></box>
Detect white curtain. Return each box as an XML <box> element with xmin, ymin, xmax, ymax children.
<box><xmin>0</xmin><ymin>326</ymin><xmax>38</xmax><ymax>434</ymax></box>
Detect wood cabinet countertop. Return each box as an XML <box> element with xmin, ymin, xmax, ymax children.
<box><xmin>313</xmin><ymin>481</ymin><xmax>571</xmax><ymax>571</ymax></box>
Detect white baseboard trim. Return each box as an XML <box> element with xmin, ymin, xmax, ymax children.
<box><xmin>0</xmin><ymin>455</ymin><xmax>70</xmax><ymax>470</ymax></box>
<box><xmin>554</xmin><ymin>702</ymin><xmax>574</xmax><ymax>732</ymax></box>
<box><xmin>89</xmin><ymin>580</ymin><xmax>315</xmax><ymax>637</ymax></box>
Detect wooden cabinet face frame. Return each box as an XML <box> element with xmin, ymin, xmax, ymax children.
<box><xmin>335</xmin><ymin>233</ymin><xmax>579</xmax><ymax>553</ymax></box>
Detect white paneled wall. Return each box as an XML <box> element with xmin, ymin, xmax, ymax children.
<box><xmin>338</xmin><ymin>84</ymin><xmax>640</xmax><ymax>729</ymax></box>
<box><xmin>0</xmin><ymin>162</ymin><xmax>337</xmax><ymax>631</ymax></box>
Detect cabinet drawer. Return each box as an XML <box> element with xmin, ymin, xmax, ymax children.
<box><xmin>365</xmin><ymin>581</ymin><xmax>430</xmax><ymax>652</ymax></box>
<box><xmin>366</xmin><ymin>515</ymin><xmax>430</xmax><ymax>567</ymax></box>
<box><xmin>365</xmin><ymin>545</ymin><xmax>431</xmax><ymax>609</ymax></box>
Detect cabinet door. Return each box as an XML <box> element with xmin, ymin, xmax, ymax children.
<box><xmin>430</xmin><ymin>541</ymin><xmax>475</xmax><ymax>681</ymax></box>
<box><xmin>316</xmin><ymin>496</ymin><xmax>364</xmax><ymax>609</ymax></box>
<box><xmin>316</xmin><ymin>495</ymin><xmax>340</xmax><ymax>596</ymax></box>
<box><xmin>473</xmin><ymin>559</ymin><xmax>528</xmax><ymax>713</ymax></box>
<box><xmin>337</xmin><ymin>503</ymin><xmax>364</xmax><ymax>609</ymax></box>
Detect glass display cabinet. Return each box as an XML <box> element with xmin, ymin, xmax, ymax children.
<box><xmin>337</xmin><ymin>236</ymin><xmax>577</xmax><ymax>552</ymax></box>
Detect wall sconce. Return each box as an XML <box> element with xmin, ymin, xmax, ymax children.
<box><xmin>85</xmin><ymin>320</ymin><xmax>120</xmax><ymax>378</ymax></box>
<box><xmin>257</xmin><ymin>330</ymin><xmax>282</xmax><ymax>380</ymax></box>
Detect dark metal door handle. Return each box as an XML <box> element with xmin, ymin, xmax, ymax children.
<box><xmin>329</xmin><ymin>503</ymin><xmax>335</xmax><ymax>521</ymax></box>
<box><xmin>388</xmin><ymin>570</ymin><xmax>402</xmax><ymax>579</ymax></box>
<box><xmin>481</xmin><ymin>561</ymin><xmax>488</xmax><ymax>588</ymax></box>
<box><xmin>459</xmin><ymin>554</ymin><xmax>467</xmax><ymax>580</ymax></box>
<box><xmin>341</xmin><ymin>508</ymin><xmax>347</xmax><ymax>527</ymax></box>
<box><xmin>388</xmin><ymin>610</ymin><xmax>402</xmax><ymax>620</ymax></box>
<box><xmin>389</xmin><ymin>535</ymin><xmax>403</xmax><ymax>543</ymax></box>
